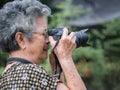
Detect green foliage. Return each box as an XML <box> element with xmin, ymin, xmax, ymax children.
<box><xmin>103</xmin><ymin>18</ymin><xmax>120</xmax><ymax>90</ymax></box>
<box><xmin>41</xmin><ymin>59</ymin><xmax>51</xmax><ymax>73</ymax></box>
<box><xmin>55</xmin><ymin>0</ymin><xmax>88</xmax><ymax>19</ymax></box>
<box><xmin>0</xmin><ymin>51</ymin><xmax>8</xmax><ymax>74</ymax></box>
<box><xmin>0</xmin><ymin>51</ymin><xmax>8</xmax><ymax>67</ymax></box>
<box><xmin>48</xmin><ymin>0</ymin><xmax>88</xmax><ymax>29</ymax></box>
<box><xmin>73</xmin><ymin>47</ymin><xmax>108</xmax><ymax>89</ymax></box>
<box><xmin>73</xmin><ymin>47</ymin><xmax>104</xmax><ymax>62</ymax></box>
<box><xmin>0</xmin><ymin>67</ymin><xmax>4</xmax><ymax>75</ymax></box>
<box><xmin>89</xmin><ymin>18</ymin><xmax>120</xmax><ymax>90</ymax></box>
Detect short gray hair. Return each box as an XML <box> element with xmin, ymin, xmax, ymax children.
<box><xmin>0</xmin><ymin>0</ymin><xmax>51</xmax><ymax>53</ymax></box>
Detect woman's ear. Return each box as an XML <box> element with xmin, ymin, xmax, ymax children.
<box><xmin>15</xmin><ymin>32</ymin><xmax>26</xmax><ymax>50</ymax></box>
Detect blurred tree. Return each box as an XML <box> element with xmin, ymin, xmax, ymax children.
<box><xmin>48</xmin><ymin>0</ymin><xmax>88</xmax><ymax>29</ymax></box>
<box><xmin>72</xmin><ymin>46</ymin><xmax>108</xmax><ymax>90</ymax></box>
<box><xmin>88</xmin><ymin>18</ymin><xmax>120</xmax><ymax>90</ymax></box>
<box><xmin>102</xmin><ymin>18</ymin><xmax>120</xmax><ymax>90</ymax></box>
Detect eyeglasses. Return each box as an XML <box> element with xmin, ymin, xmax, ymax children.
<box><xmin>32</xmin><ymin>31</ymin><xmax>49</xmax><ymax>39</ymax></box>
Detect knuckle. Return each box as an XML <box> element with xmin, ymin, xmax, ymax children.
<box><xmin>71</xmin><ymin>32</ymin><xmax>75</xmax><ymax>35</ymax></box>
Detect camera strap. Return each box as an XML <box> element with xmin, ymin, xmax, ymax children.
<box><xmin>51</xmin><ymin>41</ymin><xmax>62</xmax><ymax>79</ymax></box>
<box><xmin>7</xmin><ymin>57</ymin><xmax>33</xmax><ymax>65</ymax></box>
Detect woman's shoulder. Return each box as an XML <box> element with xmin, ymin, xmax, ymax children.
<box><xmin>17</xmin><ymin>62</ymin><xmax>47</xmax><ymax>73</ymax></box>
<box><xmin>17</xmin><ymin>63</ymin><xmax>47</xmax><ymax>74</ymax></box>
<box><xmin>2</xmin><ymin>62</ymin><xmax>48</xmax><ymax>76</ymax></box>
<box><xmin>0</xmin><ymin>63</ymin><xmax>59</xmax><ymax>89</ymax></box>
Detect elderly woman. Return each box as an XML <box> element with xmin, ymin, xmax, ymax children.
<box><xmin>0</xmin><ymin>0</ymin><xmax>86</xmax><ymax>90</ymax></box>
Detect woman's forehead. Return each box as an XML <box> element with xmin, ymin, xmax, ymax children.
<box><xmin>35</xmin><ymin>17</ymin><xmax>47</xmax><ymax>32</ymax></box>
<box><xmin>36</xmin><ymin>17</ymin><xmax>47</xmax><ymax>25</ymax></box>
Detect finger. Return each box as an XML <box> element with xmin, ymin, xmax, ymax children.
<box><xmin>69</xmin><ymin>33</ymin><xmax>76</xmax><ymax>48</ymax></box>
<box><xmin>61</xmin><ymin>27</ymin><xmax>68</xmax><ymax>39</ymax></box>
<box><xmin>72</xmin><ymin>36</ymin><xmax>76</xmax><ymax>48</ymax></box>
<box><xmin>49</xmin><ymin>36</ymin><xmax>56</xmax><ymax>48</ymax></box>
<box><xmin>68</xmin><ymin>32</ymin><xmax>75</xmax><ymax>40</ymax></box>
<box><xmin>68</xmin><ymin>36</ymin><xmax>76</xmax><ymax>50</ymax></box>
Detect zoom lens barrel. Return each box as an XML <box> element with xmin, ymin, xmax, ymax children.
<box><xmin>48</xmin><ymin>28</ymin><xmax>89</xmax><ymax>48</ymax></box>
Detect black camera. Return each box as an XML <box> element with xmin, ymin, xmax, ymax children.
<box><xmin>48</xmin><ymin>27</ymin><xmax>89</xmax><ymax>48</ymax></box>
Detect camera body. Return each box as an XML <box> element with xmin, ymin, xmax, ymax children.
<box><xmin>48</xmin><ymin>27</ymin><xmax>89</xmax><ymax>48</ymax></box>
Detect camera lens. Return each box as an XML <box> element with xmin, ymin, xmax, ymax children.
<box><xmin>48</xmin><ymin>28</ymin><xmax>89</xmax><ymax>48</ymax></box>
<box><xmin>75</xmin><ymin>29</ymin><xmax>88</xmax><ymax>47</ymax></box>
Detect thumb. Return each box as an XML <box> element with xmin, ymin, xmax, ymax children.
<box><xmin>49</xmin><ymin>36</ymin><xmax>56</xmax><ymax>48</ymax></box>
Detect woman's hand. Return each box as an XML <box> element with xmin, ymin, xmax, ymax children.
<box><xmin>49</xmin><ymin>28</ymin><xmax>76</xmax><ymax>60</ymax></box>
<box><xmin>49</xmin><ymin>28</ymin><xmax>86</xmax><ymax>90</ymax></box>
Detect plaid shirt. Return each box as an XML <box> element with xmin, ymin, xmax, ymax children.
<box><xmin>0</xmin><ymin>62</ymin><xmax>59</xmax><ymax>90</ymax></box>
